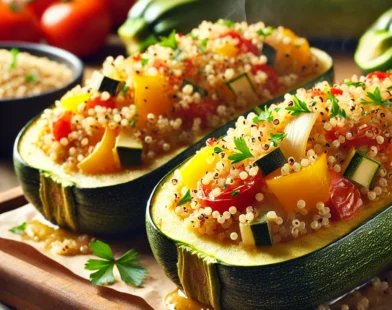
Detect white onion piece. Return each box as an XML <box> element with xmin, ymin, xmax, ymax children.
<box><xmin>280</xmin><ymin>113</ymin><xmax>318</xmax><ymax>161</ymax></box>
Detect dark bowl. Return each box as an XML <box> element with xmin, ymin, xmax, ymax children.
<box><xmin>0</xmin><ymin>42</ymin><xmax>84</xmax><ymax>157</ymax></box>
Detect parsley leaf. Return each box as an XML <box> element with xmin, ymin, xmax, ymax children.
<box><xmin>10</xmin><ymin>48</ymin><xmax>19</xmax><ymax>69</ymax></box>
<box><xmin>387</xmin><ymin>86</ymin><xmax>392</xmax><ymax>91</ymax></box>
<box><xmin>9</xmin><ymin>222</ymin><xmax>26</xmax><ymax>235</ymax></box>
<box><xmin>231</xmin><ymin>190</ymin><xmax>240</xmax><ymax>197</ymax></box>
<box><xmin>253</xmin><ymin>105</ymin><xmax>273</xmax><ymax>123</ymax></box>
<box><xmin>270</xmin><ymin>133</ymin><xmax>287</xmax><ymax>147</ymax></box>
<box><xmin>257</xmin><ymin>26</ymin><xmax>275</xmax><ymax>37</ymax></box>
<box><xmin>129</xmin><ymin>120</ymin><xmax>135</xmax><ymax>127</ymax></box>
<box><xmin>228</xmin><ymin>136</ymin><xmax>253</xmax><ymax>164</ymax></box>
<box><xmin>221</xmin><ymin>19</ymin><xmax>234</xmax><ymax>28</ymax></box>
<box><xmin>285</xmin><ymin>95</ymin><xmax>312</xmax><ymax>116</ymax></box>
<box><xmin>121</xmin><ymin>84</ymin><xmax>129</xmax><ymax>96</ymax></box>
<box><xmin>140</xmin><ymin>58</ymin><xmax>149</xmax><ymax>66</ymax></box>
<box><xmin>214</xmin><ymin>146</ymin><xmax>222</xmax><ymax>154</ymax></box>
<box><xmin>361</xmin><ymin>87</ymin><xmax>391</xmax><ymax>106</ymax></box>
<box><xmin>177</xmin><ymin>189</ymin><xmax>192</xmax><ymax>206</ymax></box>
<box><xmin>85</xmin><ymin>240</ymin><xmax>146</xmax><ymax>287</ymax></box>
<box><xmin>26</xmin><ymin>73</ymin><xmax>36</xmax><ymax>82</ymax></box>
<box><xmin>328</xmin><ymin>91</ymin><xmax>347</xmax><ymax>119</ymax></box>
<box><xmin>200</xmin><ymin>38</ymin><xmax>208</xmax><ymax>52</ymax></box>
<box><xmin>159</xmin><ymin>30</ymin><xmax>177</xmax><ymax>50</ymax></box>
<box><xmin>344</xmin><ymin>80</ymin><xmax>366</xmax><ymax>89</ymax></box>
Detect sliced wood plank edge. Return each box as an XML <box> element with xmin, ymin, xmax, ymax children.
<box><xmin>0</xmin><ymin>186</ymin><xmax>26</xmax><ymax>214</ymax></box>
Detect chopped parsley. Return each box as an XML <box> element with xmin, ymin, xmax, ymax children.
<box><xmin>257</xmin><ymin>26</ymin><xmax>275</xmax><ymax>37</ymax></box>
<box><xmin>129</xmin><ymin>120</ymin><xmax>135</xmax><ymax>127</ymax></box>
<box><xmin>177</xmin><ymin>189</ymin><xmax>192</xmax><ymax>206</ymax></box>
<box><xmin>231</xmin><ymin>190</ymin><xmax>240</xmax><ymax>197</ymax></box>
<box><xmin>9</xmin><ymin>222</ymin><xmax>26</xmax><ymax>235</ymax></box>
<box><xmin>85</xmin><ymin>240</ymin><xmax>146</xmax><ymax>287</ymax></box>
<box><xmin>140</xmin><ymin>58</ymin><xmax>149</xmax><ymax>66</ymax></box>
<box><xmin>270</xmin><ymin>133</ymin><xmax>287</xmax><ymax>147</ymax></box>
<box><xmin>285</xmin><ymin>95</ymin><xmax>312</xmax><ymax>116</ymax></box>
<box><xmin>253</xmin><ymin>105</ymin><xmax>273</xmax><ymax>123</ymax></box>
<box><xmin>328</xmin><ymin>91</ymin><xmax>347</xmax><ymax>119</ymax></box>
<box><xmin>221</xmin><ymin>19</ymin><xmax>234</xmax><ymax>28</ymax></box>
<box><xmin>159</xmin><ymin>30</ymin><xmax>177</xmax><ymax>50</ymax></box>
<box><xmin>140</xmin><ymin>34</ymin><xmax>158</xmax><ymax>51</ymax></box>
<box><xmin>214</xmin><ymin>146</ymin><xmax>223</xmax><ymax>154</ymax></box>
<box><xmin>26</xmin><ymin>73</ymin><xmax>36</xmax><ymax>82</ymax></box>
<box><xmin>387</xmin><ymin>86</ymin><xmax>392</xmax><ymax>91</ymax></box>
<box><xmin>228</xmin><ymin>136</ymin><xmax>254</xmax><ymax>164</ymax></box>
<box><xmin>10</xmin><ymin>48</ymin><xmax>19</xmax><ymax>69</ymax></box>
<box><xmin>121</xmin><ymin>84</ymin><xmax>129</xmax><ymax>96</ymax></box>
<box><xmin>344</xmin><ymin>80</ymin><xmax>366</xmax><ymax>89</ymax></box>
<box><xmin>200</xmin><ymin>38</ymin><xmax>208</xmax><ymax>52</ymax></box>
<box><xmin>361</xmin><ymin>87</ymin><xmax>391</xmax><ymax>106</ymax></box>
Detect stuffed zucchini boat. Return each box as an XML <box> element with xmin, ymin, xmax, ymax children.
<box><xmin>14</xmin><ymin>20</ymin><xmax>333</xmax><ymax>234</ymax></box>
<box><xmin>147</xmin><ymin>72</ymin><xmax>392</xmax><ymax>309</ymax></box>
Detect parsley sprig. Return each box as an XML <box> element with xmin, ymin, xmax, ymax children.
<box><xmin>361</xmin><ymin>87</ymin><xmax>391</xmax><ymax>106</ymax></box>
<box><xmin>285</xmin><ymin>95</ymin><xmax>312</xmax><ymax>116</ymax></box>
<box><xmin>159</xmin><ymin>30</ymin><xmax>177</xmax><ymax>50</ymax></box>
<box><xmin>228</xmin><ymin>136</ymin><xmax>253</xmax><ymax>164</ymax></box>
<box><xmin>270</xmin><ymin>133</ymin><xmax>287</xmax><ymax>147</ymax></box>
<box><xmin>344</xmin><ymin>80</ymin><xmax>366</xmax><ymax>89</ymax></box>
<box><xmin>257</xmin><ymin>26</ymin><xmax>275</xmax><ymax>37</ymax></box>
<box><xmin>200</xmin><ymin>38</ymin><xmax>208</xmax><ymax>52</ymax></box>
<box><xmin>85</xmin><ymin>240</ymin><xmax>146</xmax><ymax>287</ymax></box>
<box><xmin>140</xmin><ymin>58</ymin><xmax>149</xmax><ymax>66</ymax></box>
<box><xmin>328</xmin><ymin>91</ymin><xmax>347</xmax><ymax>119</ymax></box>
<box><xmin>10</xmin><ymin>48</ymin><xmax>19</xmax><ymax>69</ymax></box>
<box><xmin>253</xmin><ymin>105</ymin><xmax>273</xmax><ymax>123</ymax></box>
<box><xmin>221</xmin><ymin>19</ymin><xmax>234</xmax><ymax>28</ymax></box>
<box><xmin>9</xmin><ymin>222</ymin><xmax>26</xmax><ymax>235</ymax></box>
<box><xmin>177</xmin><ymin>189</ymin><xmax>192</xmax><ymax>206</ymax></box>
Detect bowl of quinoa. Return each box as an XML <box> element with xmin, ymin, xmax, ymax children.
<box><xmin>0</xmin><ymin>42</ymin><xmax>83</xmax><ymax>157</ymax></box>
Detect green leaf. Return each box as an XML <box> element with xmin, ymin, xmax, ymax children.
<box><xmin>129</xmin><ymin>120</ymin><xmax>135</xmax><ymax>127</ymax></box>
<box><xmin>228</xmin><ymin>136</ymin><xmax>253</xmax><ymax>164</ymax></box>
<box><xmin>116</xmin><ymin>250</ymin><xmax>147</xmax><ymax>287</ymax></box>
<box><xmin>387</xmin><ymin>86</ymin><xmax>392</xmax><ymax>91</ymax></box>
<box><xmin>361</xmin><ymin>87</ymin><xmax>391</xmax><ymax>106</ymax></box>
<box><xmin>140</xmin><ymin>58</ymin><xmax>149</xmax><ymax>66</ymax></box>
<box><xmin>221</xmin><ymin>19</ymin><xmax>234</xmax><ymax>28</ymax></box>
<box><xmin>253</xmin><ymin>105</ymin><xmax>273</xmax><ymax>123</ymax></box>
<box><xmin>177</xmin><ymin>189</ymin><xmax>192</xmax><ymax>206</ymax></box>
<box><xmin>84</xmin><ymin>259</ymin><xmax>112</xmax><ymax>271</ymax></box>
<box><xmin>140</xmin><ymin>34</ymin><xmax>158</xmax><ymax>51</ymax></box>
<box><xmin>200</xmin><ymin>38</ymin><xmax>208</xmax><ymax>52</ymax></box>
<box><xmin>257</xmin><ymin>26</ymin><xmax>275</xmax><ymax>37</ymax></box>
<box><xmin>270</xmin><ymin>133</ymin><xmax>287</xmax><ymax>147</ymax></box>
<box><xmin>231</xmin><ymin>190</ymin><xmax>240</xmax><ymax>197</ymax></box>
<box><xmin>26</xmin><ymin>73</ymin><xmax>36</xmax><ymax>82</ymax></box>
<box><xmin>344</xmin><ymin>80</ymin><xmax>366</xmax><ymax>89</ymax></box>
<box><xmin>328</xmin><ymin>91</ymin><xmax>347</xmax><ymax>119</ymax></box>
<box><xmin>214</xmin><ymin>147</ymin><xmax>222</xmax><ymax>154</ymax></box>
<box><xmin>159</xmin><ymin>30</ymin><xmax>177</xmax><ymax>50</ymax></box>
<box><xmin>89</xmin><ymin>264</ymin><xmax>115</xmax><ymax>286</ymax></box>
<box><xmin>9</xmin><ymin>222</ymin><xmax>26</xmax><ymax>235</ymax></box>
<box><xmin>285</xmin><ymin>95</ymin><xmax>312</xmax><ymax>116</ymax></box>
<box><xmin>90</xmin><ymin>240</ymin><xmax>114</xmax><ymax>261</ymax></box>
<box><xmin>122</xmin><ymin>84</ymin><xmax>129</xmax><ymax>96</ymax></box>
<box><xmin>10</xmin><ymin>48</ymin><xmax>19</xmax><ymax>69</ymax></box>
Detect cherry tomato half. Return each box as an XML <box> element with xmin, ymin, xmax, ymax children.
<box><xmin>51</xmin><ymin>111</ymin><xmax>73</xmax><ymax>141</ymax></box>
<box><xmin>325</xmin><ymin>170</ymin><xmax>363</xmax><ymax>220</ymax></box>
<box><xmin>367</xmin><ymin>71</ymin><xmax>392</xmax><ymax>80</ymax></box>
<box><xmin>330</xmin><ymin>88</ymin><xmax>343</xmax><ymax>96</ymax></box>
<box><xmin>220</xmin><ymin>31</ymin><xmax>259</xmax><ymax>55</ymax></box>
<box><xmin>198</xmin><ymin>170</ymin><xmax>264</xmax><ymax>213</ymax></box>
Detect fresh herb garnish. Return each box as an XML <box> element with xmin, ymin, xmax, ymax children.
<box><xmin>140</xmin><ymin>34</ymin><xmax>158</xmax><ymax>51</ymax></box>
<box><xmin>9</xmin><ymin>222</ymin><xmax>26</xmax><ymax>235</ymax></box>
<box><xmin>159</xmin><ymin>30</ymin><xmax>177</xmax><ymax>50</ymax></box>
<box><xmin>328</xmin><ymin>91</ymin><xmax>347</xmax><ymax>119</ymax></box>
<box><xmin>10</xmin><ymin>48</ymin><xmax>19</xmax><ymax>69</ymax></box>
<box><xmin>85</xmin><ymin>240</ymin><xmax>146</xmax><ymax>287</ymax></box>
<box><xmin>257</xmin><ymin>26</ymin><xmax>275</xmax><ymax>37</ymax></box>
<box><xmin>270</xmin><ymin>133</ymin><xmax>287</xmax><ymax>147</ymax></box>
<box><xmin>140</xmin><ymin>58</ymin><xmax>149</xmax><ymax>66</ymax></box>
<box><xmin>129</xmin><ymin>120</ymin><xmax>135</xmax><ymax>127</ymax></box>
<box><xmin>222</xmin><ymin>19</ymin><xmax>234</xmax><ymax>28</ymax></box>
<box><xmin>26</xmin><ymin>73</ymin><xmax>36</xmax><ymax>82</ymax></box>
<box><xmin>121</xmin><ymin>84</ymin><xmax>129</xmax><ymax>96</ymax></box>
<box><xmin>231</xmin><ymin>190</ymin><xmax>240</xmax><ymax>197</ymax></box>
<box><xmin>200</xmin><ymin>38</ymin><xmax>208</xmax><ymax>52</ymax></box>
<box><xmin>274</xmin><ymin>107</ymin><xmax>281</xmax><ymax>112</ymax></box>
<box><xmin>228</xmin><ymin>136</ymin><xmax>254</xmax><ymax>164</ymax></box>
<box><xmin>214</xmin><ymin>146</ymin><xmax>223</xmax><ymax>154</ymax></box>
<box><xmin>387</xmin><ymin>86</ymin><xmax>392</xmax><ymax>91</ymax></box>
<box><xmin>285</xmin><ymin>95</ymin><xmax>312</xmax><ymax>116</ymax></box>
<box><xmin>253</xmin><ymin>105</ymin><xmax>273</xmax><ymax>123</ymax></box>
<box><xmin>344</xmin><ymin>80</ymin><xmax>366</xmax><ymax>89</ymax></box>
<box><xmin>177</xmin><ymin>189</ymin><xmax>192</xmax><ymax>206</ymax></box>
<box><xmin>361</xmin><ymin>87</ymin><xmax>391</xmax><ymax>106</ymax></box>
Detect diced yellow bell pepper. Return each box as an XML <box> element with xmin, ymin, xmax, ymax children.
<box><xmin>180</xmin><ymin>146</ymin><xmax>220</xmax><ymax>189</ymax></box>
<box><xmin>133</xmin><ymin>74</ymin><xmax>172</xmax><ymax>120</ymax></box>
<box><xmin>265</xmin><ymin>154</ymin><xmax>330</xmax><ymax>213</ymax></box>
<box><xmin>78</xmin><ymin>128</ymin><xmax>120</xmax><ymax>174</ymax></box>
<box><xmin>215</xmin><ymin>44</ymin><xmax>239</xmax><ymax>58</ymax></box>
<box><xmin>61</xmin><ymin>93</ymin><xmax>91</xmax><ymax>113</ymax></box>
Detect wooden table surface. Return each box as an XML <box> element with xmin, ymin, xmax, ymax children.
<box><xmin>0</xmin><ymin>46</ymin><xmax>361</xmax><ymax>193</ymax></box>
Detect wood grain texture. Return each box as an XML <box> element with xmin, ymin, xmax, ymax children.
<box><xmin>0</xmin><ymin>187</ymin><xmax>26</xmax><ymax>214</ymax></box>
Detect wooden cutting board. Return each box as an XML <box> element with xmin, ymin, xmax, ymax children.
<box><xmin>0</xmin><ymin>187</ymin><xmax>153</xmax><ymax>310</ymax></box>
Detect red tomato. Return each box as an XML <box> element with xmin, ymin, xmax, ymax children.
<box><xmin>40</xmin><ymin>0</ymin><xmax>111</xmax><ymax>57</ymax></box>
<box><xmin>330</xmin><ymin>88</ymin><xmax>343</xmax><ymax>96</ymax></box>
<box><xmin>252</xmin><ymin>64</ymin><xmax>279</xmax><ymax>93</ymax></box>
<box><xmin>326</xmin><ymin>124</ymin><xmax>388</xmax><ymax>151</ymax></box>
<box><xmin>86</xmin><ymin>97</ymin><xmax>116</xmax><ymax>110</ymax></box>
<box><xmin>25</xmin><ymin>0</ymin><xmax>58</xmax><ymax>18</ymax></box>
<box><xmin>308</xmin><ymin>89</ymin><xmax>326</xmax><ymax>99</ymax></box>
<box><xmin>175</xmin><ymin>98</ymin><xmax>218</xmax><ymax>129</ymax></box>
<box><xmin>325</xmin><ymin>170</ymin><xmax>363</xmax><ymax>220</ymax></box>
<box><xmin>51</xmin><ymin>111</ymin><xmax>72</xmax><ymax>141</ymax></box>
<box><xmin>367</xmin><ymin>71</ymin><xmax>392</xmax><ymax>80</ymax></box>
<box><xmin>220</xmin><ymin>31</ymin><xmax>259</xmax><ymax>55</ymax></box>
<box><xmin>104</xmin><ymin>0</ymin><xmax>135</xmax><ymax>27</ymax></box>
<box><xmin>0</xmin><ymin>2</ymin><xmax>40</xmax><ymax>42</ymax></box>
<box><xmin>198</xmin><ymin>170</ymin><xmax>264</xmax><ymax>213</ymax></box>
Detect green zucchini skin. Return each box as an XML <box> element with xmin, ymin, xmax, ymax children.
<box><xmin>13</xmin><ymin>50</ymin><xmax>334</xmax><ymax>235</ymax></box>
<box><xmin>146</xmin><ymin>175</ymin><xmax>392</xmax><ymax>310</ymax></box>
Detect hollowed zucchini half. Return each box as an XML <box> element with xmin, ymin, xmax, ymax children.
<box><xmin>146</xmin><ymin>160</ymin><xmax>392</xmax><ymax>310</ymax></box>
<box><xmin>13</xmin><ymin>48</ymin><xmax>333</xmax><ymax>235</ymax></box>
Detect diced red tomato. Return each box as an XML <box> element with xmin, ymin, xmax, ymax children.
<box><xmin>132</xmin><ymin>54</ymin><xmax>142</xmax><ymax>62</ymax></box>
<box><xmin>308</xmin><ymin>89</ymin><xmax>326</xmax><ymax>99</ymax></box>
<box><xmin>51</xmin><ymin>111</ymin><xmax>73</xmax><ymax>141</ymax></box>
<box><xmin>220</xmin><ymin>31</ymin><xmax>259</xmax><ymax>55</ymax></box>
<box><xmin>198</xmin><ymin>170</ymin><xmax>264</xmax><ymax>213</ymax></box>
<box><xmin>86</xmin><ymin>97</ymin><xmax>116</xmax><ymax>110</ymax></box>
<box><xmin>183</xmin><ymin>59</ymin><xmax>194</xmax><ymax>77</ymax></box>
<box><xmin>325</xmin><ymin>170</ymin><xmax>363</xmax><ymax>220</ymax></box>
<box><xmin>330</xmin><ymin>88</ymin><xmax>343</xmax><ymax>96</ymax></box>
<box><xmin>206</xmin><ymin>137</ymin><xmax>217</xmax><ymax>146</ymax></box>
<box><xmin>175</xmin><ymin>98</ymin><xmax>218</xmax><ymax>129</ymax></box>
<box><xmin>326</xmin><ymin>124</ymin><xmax>388</xmax><ymax>151</ymax></box>
<box><xmin>367</xmin><ymin>71</ymin><xmax>392</xmax><ymax>80</ymax></box>
<box><xmin>251</xmin><ymin>64</ymin><xmax>279</xmax><ymax>93</ymax></box>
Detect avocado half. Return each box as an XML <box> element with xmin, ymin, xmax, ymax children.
<box><xmin>146</xmin><ymin>160</ymin><xmax>392</xmax><ymax>310</ymax></box>
<box><xmin>13</xmin><ymin>48</ymin><xmax>333</xmax><ymax>235</ymax></box>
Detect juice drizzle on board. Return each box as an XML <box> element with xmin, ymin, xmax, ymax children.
<box><xmin>165</xmin><ymin>289</ymin><xmax>211</xmax><ymax>310</ymax></box>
